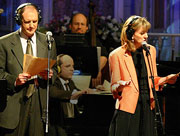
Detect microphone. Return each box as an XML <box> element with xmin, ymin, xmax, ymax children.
<box><xmin>142</xmin><ymin>41</ymin><xmax>150</xmax><ymax>55</ymax></box>
<box><xmin>46</xmin><ymin>31</ymin><xmax>53</xmax><ymax>50</ymax></box>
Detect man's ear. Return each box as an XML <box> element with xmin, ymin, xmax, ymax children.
<box><xmin>86</xmin><ymin>26</ymin><xmax>88</xmax><ymax>32</ymax></box>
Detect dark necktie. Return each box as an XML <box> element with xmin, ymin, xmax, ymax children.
<box><xmin>26</xmin><ymin>38</ymin><xmax>35</xmax><ymax>98</ymax></box>
<box><xmin>64</xmin><ymin>83</ymin><xmax>70</xmax><ymax>91</ymax></box>
<box><xmin>26</xmin><ymin>39</ymin><xmax>33</xmax><ymax>55</ymax></box>
<box><xmin>61</xmin><ymin>82</ymin><xmax>74</xmax><ymax>118</ymax></box>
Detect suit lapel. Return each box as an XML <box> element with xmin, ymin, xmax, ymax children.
<box><xmin>11</xmin><ymin>31</ymin><xmax>24</xmax><ymax>70</ymax></box>
<box><xmin>36</xmin><ymin>32</ymin><xmax>47</xmax><ymax>58</ymax></box>
<box><xmin>68</xmin><ymin>80</ymin><xmax>75</xmax><ymax>91</ymax></box>
<box><xmin>57</xmin><ymin>78</ymin><xmax>64</xmax><ymax>90</ymax></box>
<box><xmin>124</xmin><ymin>52</ymin><xmax>139</xmax><ymax>91</ymax></box>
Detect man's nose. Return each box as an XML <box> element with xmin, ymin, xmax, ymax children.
<box><xmin>71</xmin><ymin>67</ymin><xmax>74</xmax><ymax>71</ymax></box>
<box><xmin>78</xmin><ymin>24</ymin><xmax>82</xmax><ymax>28</ymax></box>
<box><xmin>29</xmin><ymin>21</ymin><xmax>33</xmax><ymax>27</ymax></box>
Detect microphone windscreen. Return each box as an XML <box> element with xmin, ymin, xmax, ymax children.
<box><xmin>142</xmin><ymin>41</ymin><xmax>147</xmax><ymax>50</ymax></box>
<box><xmin>46</xmin><ymin>31</ymin><xmax>53</xmax><ymax>36</ymax></box>
<box><xmin>142</xmin><ymin>41</ymin><xmax>147</xmax><ymax>46</ymax></box>
<box><xmin>141</xmin><ymin>41</ymin><xmax>150</xmax><ymax>55</ymax></box>
<box><xmin>46</xmin><ymin>31</ymin><xmax>53</xmax><ymax>43</ymax></box>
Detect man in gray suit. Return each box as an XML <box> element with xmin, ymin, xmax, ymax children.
<box><xmin>0</xmin><ymin>3</ymin><xmax>57</xmax><ymax>136</ymax></box>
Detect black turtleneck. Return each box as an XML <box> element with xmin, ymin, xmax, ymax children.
<box><xmin>131</xmin><ymin>48</ymin><xmax>150</xmax><ymax>100</ymax></box>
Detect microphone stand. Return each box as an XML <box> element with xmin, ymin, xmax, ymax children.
<box><xmin>145</xmin><ymin>50</ymin><xmax>165</xmax><ymax>136</ymax></box>
<box><xmin>45</xmin><ymin>39</ymin><xmax>52</xmax><ymax>133</ymax></box>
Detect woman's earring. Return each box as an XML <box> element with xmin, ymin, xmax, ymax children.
<box><xmin>132</xmin><ymin>37</ymin><xmax>134</xmax><ymax>42</ymax></box>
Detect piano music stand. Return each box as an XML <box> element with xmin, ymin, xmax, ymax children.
<box><xmin>63</xmin><ymin>33</ymin><xmax>86</xmax><ymax>46</ymax></box>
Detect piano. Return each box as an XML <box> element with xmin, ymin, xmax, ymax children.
<box><xmin>80</xmin><ymin>93</ymin><xmax>115</xmax><ymax>136</ymax></box>
<box><xmin>64</xmin><ymin>92</ymin><xmax>115</xmax><ymax>136</ymax></box>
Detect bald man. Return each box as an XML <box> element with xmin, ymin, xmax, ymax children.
<box><xmin>49</xmin><ymin>54</ymin><xmax>91</xmax><ymax>136</ymax></box>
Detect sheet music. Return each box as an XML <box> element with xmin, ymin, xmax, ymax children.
<box><xmin>72</xmin><ymin>75</ymin><xmax>91</xmax><ymax>90</ymax></box>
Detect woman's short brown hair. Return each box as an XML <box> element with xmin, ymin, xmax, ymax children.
<box><xmin>121</xmin><ymin>15</ymin><xmax>151</xmax><ymax>52</ymax></box>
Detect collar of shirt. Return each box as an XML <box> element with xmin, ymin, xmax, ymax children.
<box><xmin>59</xmin><ymin>77</ymin><xmax>70</xmax><ymax>90</ymax></box>
<box><xmin>19</xmin><ymin>28</ymin><xmax>37</xmax><ymax>57</ymax></box>
<box><xmin>59</xmin><ymin>77</ymin><xmax>78</xmax><ymax>104</ymax></box>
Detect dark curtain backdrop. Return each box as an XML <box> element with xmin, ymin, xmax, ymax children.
<box><xmin>53</xmin><ymin>0</ymin><xmax>114</xmax><ymax>19</ymax></box>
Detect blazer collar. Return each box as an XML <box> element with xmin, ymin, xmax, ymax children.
<box><xmin>36</xmin><ymin>32</ymin><xmax>47</xmax><ymax>58</ymax></box>
<box><xmin>123</xmin><ymin>51</ymin><xmax>139</xmax><ymax>91</ymax></box>
<box><xmin>10</xmin><ymin>30</ymin><xmax>24</xmax><ymax>70</ymax></box>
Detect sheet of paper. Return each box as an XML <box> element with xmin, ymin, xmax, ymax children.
<box><xmin>155</xmin><ymin>72</ymin><xmax>180</xmax><ymax>90</ymax></box>
<box><xmin>23</xmin><ymin>54</ymin><xmax>56</xmax><ymax>76</ymax></box>
<box><xmin>102</xmin><ymin>80</ymin><xmax>111</xmax><ymax>92</ymax></box>
<box><xmin>159</xmin><ymin>72</ymin><xmax>179</xmax><ymax>85</ymax></box>
<box><xmin>72</xmin><ymin>75</ymin><xmax>91</xmax><ymax>90</ymax></box>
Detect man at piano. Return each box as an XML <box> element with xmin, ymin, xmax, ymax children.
<box><xmin>49</xmin><ymin>54</ymin><xmax>93</xmax><ymax>136</ymax></box>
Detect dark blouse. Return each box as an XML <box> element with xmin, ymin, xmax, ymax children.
<box><xmin>131</xmin><ymin>48</ymin><xmax>150</xmax><ymax>101</ymax></box>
